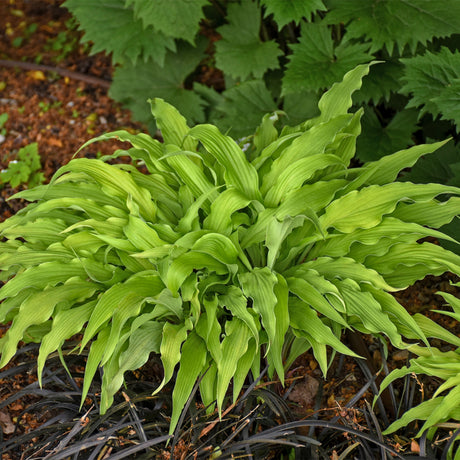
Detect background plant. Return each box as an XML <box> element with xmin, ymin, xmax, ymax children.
<box><xmin>0</xmin><ymin>142</ymin><xmax>45</xmax><ymax>189</ymax></box>
<box><xmin>0</xmin><ymin>65</ymin><xmax>459</xmax><ymax>444</ymax></box>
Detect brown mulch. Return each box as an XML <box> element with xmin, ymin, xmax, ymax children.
<box><xmin>0</xmin><ymin>1</ymin><xmax>459</xmax><ymax>458</ymax></box>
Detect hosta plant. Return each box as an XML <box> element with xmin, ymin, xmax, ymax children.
<box><xmin>1</xmin><ymin>64</ymin><xmax>460</xmax><ymax>434</ymax></box>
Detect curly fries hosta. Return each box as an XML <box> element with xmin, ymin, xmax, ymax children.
<box><xmin>1</xmin><ymin>64</ymin><xmax>460</xmax><ymax>433</ymax></box>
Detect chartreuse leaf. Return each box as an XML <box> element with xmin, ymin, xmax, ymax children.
<box><xmin>189</xmin><ymin>124</ymin><xmax>261</xmax><ymax>200</ymax></box>
<box><xmin>170</xmin><ymin>332</ymin><xmax>208</xmax><ymax>433</ymax></box>
<box><xmin>320</xmin><ymin>182</ymin><xmax>460</xmax><ymax>234</ymax></box>
<box><xmin>126</xmin><ymin>0</ymin><xmax>208</xmax><ymax>44</ymax></box>
<box><xmin>101</xmin><ymin>319</ymin><xmax>164</xmax><ymax>412</ymax></box>
<box><xmin>218</xmin><ymin>287</ymin><xmax>259</xmax><ymax>345</ymax></box>
<box><xmin>215</xmin><ymin>0</ymin><xmax>281</xmax><ymax>80</ymax></box>
<box><xmin>282</xmin><ymin>23</ymin><xmax>372</xmax><ymax>95</ymax></box>
<box><xmin>153</xmin><ymin>322</ymin><xmax>189</xmax><ymax>397</ymax></box>
<box><xmin>216</xmin><ymin>319</ymin><xmax>251</xmax><ymax>414</ymax></box>
<box><xmin>53</xmin><ymin>158</ymin><xmax>156</xmax><ymax>220</ymax></box>
<box><xmin>0</xmin><ymin>281</ymin><xmax>96</xmax><ymax>368</ymax></box>
<box><xmin>37</xmin><ymin>300</ymin><xmax>96</xmax><ymax>385</ymax></box>
<box><xmin>64</xmin><ymin>0</ymin><xmax>176</xmax><ymax>65</ymax></box>
<box><xmin>315</xmin><ymin>63</ymin><xmax>374</xmax><ymax>124</ymax></box>
<box><xmin>261</xmin><ymin>0</ymin><xmax>326</xmax><ymax>27</ymax></box>
<box><xmin>325</xmin><ymin>0</ymin><xmax>460</xmax><ymax>54</ymax></box>
<box><xmin>239</xmin><ymin>268</ymin><xmax>278</xmax><ymax>354</ymax></box>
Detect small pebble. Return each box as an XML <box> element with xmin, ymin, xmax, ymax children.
<box><xmin>392</xmin><ymin>350</ymin><xmax>409</xmax><ymax>361</ymax></box>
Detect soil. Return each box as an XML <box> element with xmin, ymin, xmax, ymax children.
<box><xmin>0</xmin><ymin>2</ymin><xmax>459</xmax><ymax>459</ymax></box>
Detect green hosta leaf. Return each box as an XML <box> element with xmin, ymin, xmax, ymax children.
<box><xmin>325</xmin><ymin>0</ymin><xmax>460</xmax><ymax>54</ymax></box>
<box><xmin>101</xmin><ymin>319</ymin><xmax>164</xmax><ymax>412</ymax></box>
<box><xmin>37</xmin><ymin>300</ymin><xmax>96</xmax><ymax>385</ymax></box>
<box><xmin>287</xmin><ymin>277</ymin><xmax>347</xmax><ymax>326</ymax></box>
<box><xmin>239</xmin><ymin>268</ymin><xmax>280</xmax><ymax>358</ymax></box>
<box><xmin>320</xmin><ymin>182</ymin><xmax>460</xmax><ymax>234</ymax></box>
<box><xmin>315</xmin><ymin>63</ymin><xmax>374</xmax><ymax>124</ymax></box>
<box><xmin>366</xmin><ymin>242</ymin><xmax>460</xmax><ymax>290</ymax></box>
<box><xmin>54</xmin><ymin>158</ymin><xmax>156</xmax><ymax>220</ymax></box>
<box><xmin>0</xmin><ymin>280</ymin><xmax>96</xmax><ymax>367</ymax></box>
<box><xmin>215</xmin><ymin>0</ymin><xmax>282</xmax><ymax>80</ymax></box>
<box><xmin>356</xmin><ymin>109</ymin><xmax>418</xmax><ymax>163</ymax></box>
<box><xmin>153</xmin><ymin>322</ymin><xmax>189</xmax><ymax>396</ymax></box>
<box><xmin>204</xmin><ymin>188</ymin><xmax>251</xmax><ymax>234</ymax></box>
<box><xmin>126</xmin><ymin>0</ymin><xmax>208</xmax><ymax>44</ymax></box>
<box><xmin>264</xmin><ymin>154</ymin><xmax>345</xmax><ymax>207</ymax></box>
<box><xmin>214</xmin><ymin>80</ymin><xmax>278</xmax><ymax>138</ymax></box>
<box><xmin>334</xmin><ymin>279</ymin><xmax>403</xmax><ymax>347</ymax></box>
<box><xmin>189</xmin><ymin>124</ymin><xmax>261</xmax><ymax>200</ymax></box>
<box><xmin>289</xmin><ymin>301</ymin><xmax>355</xmax><ymax>357</ymax></box>
<box><xmin>282</xmin><ymin>23</ymin><xmax>372</xmax><ymax>95</ymax></box>
<box><xmin>218</xmin><ymin>287</ymin><xmax>259</xmax><ymax>345</ymax></box>
<box><xmin>355</xmin><ymin>140</ymin><xmax>449</xmax><ymax>189</ymax></box>
<box><xmin>261</xmin><ymin>0</ymin><xmax>326</xmax><ymax>27</ymax></box>
<box><xmin>109</xmin><ymin>40</ymin><xmax>206</xmax><ymax>132</ymax></box>
<box><xmin>64</xmin><ymin>0</ymin><xmax>176</xmax><ymax>65</ymax></box>
<box><xmin>81</xmin><ymin>274</ymin><xmax>164</xmax><ymax>348</ymax></box>
<box><xmin>216</xmin><ymin>319</ymin><xmax>252</xmax><ymax>413</ymax></box>
<box><xmin>400</xmin><ymin>48</ymin><xmax>460</xmax><ymax>121</ymax></box>
<box><xmin>170</xmin><ymin>332</ymin><xmax>207</xmax><ymax>433</ymax></box>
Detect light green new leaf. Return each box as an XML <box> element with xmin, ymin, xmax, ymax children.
<box><xmin>153</xmin><ymin>322</ymin><xmax>189</xmax><ymax>396</ymax></box>
<box><xmin>0</xmin><ymin>281</ymin><xmax>96</xmax><ymax>368</ymax></box>
<box><xmin>321</xmin><ymin>182</ymin><xmax>460</xmax><ymax>234</ymax></box>
<box><xmin>239</xmin><ymin>268</ymin><xmax>278</xmax><ymax>353</ymax></box>
<box><xmin>218</xmin><ymin>287</ymin><xmax>259</xmax><ymax>345</ymax></box>
<box><xmin>215</xmin><ymin>0</ymin><xmax>281</xmax><ymax>80</ymax></box>
<box><xmin>102</xmin><ymin>320</ymin><xmax>164</xmax><ymax>412</ymax></box>
<box><xmin>216</xmin><ymin>319</ymin><xmax>251</xmax><ymax>413</ymax></box>
<box><xmin>37</xmin><ymin>300</ymin><xmax>96</xmax><ymax>385</ymax></box>
<box><xmin>189</xmin><ymin>124</ymin><xmax>261</xmax><ymax>200</ymax></box>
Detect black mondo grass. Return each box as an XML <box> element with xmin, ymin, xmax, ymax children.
<box><xmin>1</xmin><ymin>346</ymin><xmax>458</xmax><ymax>460</ymax></box>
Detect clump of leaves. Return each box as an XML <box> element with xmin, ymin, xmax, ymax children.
<box><xmin>376</xmin><ymin>288</ymin><xmax>460</xmax><ymax>458</ymax></box>
<box><xmin>0</xmin><ymin>65</ymin><xmax>459</xmax><ymax>437</ymax></box>
<box><xmin>0</xmin><ymin>142</ymin><xmax>45</xmax><ymax>188</ymax></box>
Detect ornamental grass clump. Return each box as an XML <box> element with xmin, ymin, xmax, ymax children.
<box><xmin>1</xmin><ymin>64</ymin><xmax>460</xmax><ymax>434</ymax></box>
